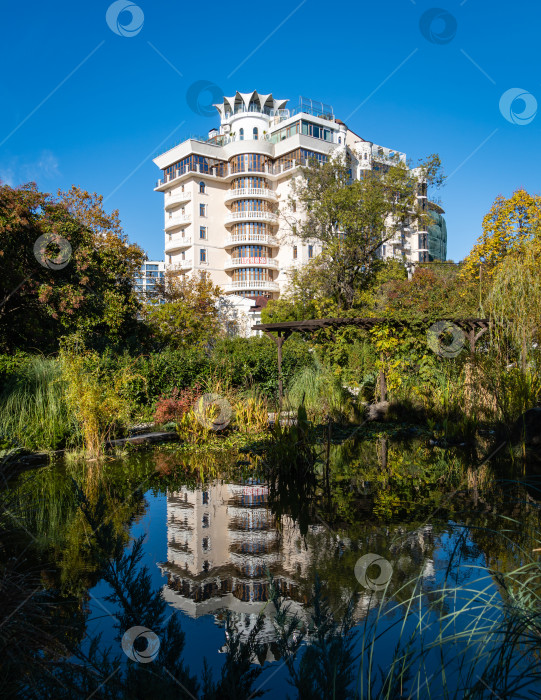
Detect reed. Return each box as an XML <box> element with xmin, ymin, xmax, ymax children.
<box><xmin>0</xmin><ymin>356</ymin><xmax>76</xmax><ymax>452</ymax></box>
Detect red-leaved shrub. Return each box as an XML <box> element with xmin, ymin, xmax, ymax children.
<box><xmin>153</xmin><ymin>385</ymin><xmax>202</xmax><ymax>425</ymax></box>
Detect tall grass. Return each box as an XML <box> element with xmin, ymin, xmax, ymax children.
<box><xmin>287</xmin><ymin>362</ymin><xmax>355</xmax><ymax>422</ymax></box>
<box><xmin>0</xmin><ymin>357</ymin><xmax>77</xmax><ymax>452</ymax></box>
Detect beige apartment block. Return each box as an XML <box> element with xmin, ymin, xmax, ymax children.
<box><xmin>154</xmin><ymin>91</ymin><xmax>433</xmax><ymax>302</ymax></box>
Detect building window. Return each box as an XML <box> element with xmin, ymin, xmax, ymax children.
<box><xmin>199</xmin><ymin>181</ymin><xmax>205</xmax><ymax>194</ymax></box>
<box><xmin>308</xmin><ymin>244</ymin><xmax>313</xmax><ymax>259</ymax></box>
<box><xmin>200</xmin><ymin>249</ymin><xmax>207</xmax><ymax>263</ymax></box>
<box><xmin>293</xmin><ymin>245</ymin><xmax>297</xmax><ymax>259</ymax></box>
<box><xmin>200</xmin><ymin>226</ymin><xmax>207</xmax><ymax>239</ymax></box>
<box><xmin>202</xmin><ymin>514</ymin><xmax>209</xmax><ymax>528</ymax></box>
<box><xmin>239</xmin><ymin>128</ymin><xmax>244</xmax><ymax>140</ymax></box>
<box><xmin>181</xmin><ymin>251</ymin><xmax>185</xmax><ymax>260</ymax></box>
<box><xmin>338</xmin><ymin>136</ymin><xmax>342</xmax><ymax>144</ymax></box>
<box><xmin>168</xmin><ymin>255</ymin><xmax>172</xmax><ymax>263</ymax></box>
<box><xmin>253</xmin><ymin>127</ymin><xmax>258</xmax><ymax>140</ymax></box>
<box><xmin>199</xmin><ymin>203</ymin><xmax>206</xmax><ymax>217</ymax></box>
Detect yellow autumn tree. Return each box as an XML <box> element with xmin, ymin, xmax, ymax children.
<box><xmin>461</xmin><ymin>189</ymin><xmax>541</xmax><ymax>281</ymax></box>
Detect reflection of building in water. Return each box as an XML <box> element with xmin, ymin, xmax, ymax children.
<box><xmin>159</xmin><ymin>481</ymin><xmax>319</xmax><ymax>660</ymax></box>
<box><xmin>159</xmin><ymin>481</ymin><xmax>317</xmax><ymax>622</ymax></box>
<box><xmin>158</xmin><ymin>482</ymin><xmax>438</xmax><ymax>660</ymax></box>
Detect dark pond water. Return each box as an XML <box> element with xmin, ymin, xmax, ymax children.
<box><xmin>7</xmin><ymin>430</ymin><xmax>541</xmax><ymax>698</ymax></box>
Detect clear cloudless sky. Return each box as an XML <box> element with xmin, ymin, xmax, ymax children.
<box><xmin>1</xmin><ymin>0</ymin><xmax>540</xmax><ymax>262</ymax></box>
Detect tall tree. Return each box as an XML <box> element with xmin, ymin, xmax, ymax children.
<box><xmin>0</xmin><ymin>182</ymin><xmax>144</xmax><ymax>353</ymax></box>
<box><xmin>461</xmin><ymin>189</ymin><xmax>541</xmax><ymax>281</ymax></box>
<box><xmin>144</xmin><ymin>271</ymin><xmax>223</xmax><ymax>349</ymax></box>
<box><xmin>284</xmin><ymin>153</ymin><xmax>444</xmax><ymax>310</ymax></box>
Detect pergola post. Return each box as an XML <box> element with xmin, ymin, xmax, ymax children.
<box><xmin>264</xmin><ymin>329</ymin><xmax>291</xmax><ymax>409</ymax></box>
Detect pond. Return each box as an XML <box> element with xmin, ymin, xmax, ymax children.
<box><xmin>5</xmin><ymin>428</ymin><xmax>541</xmax><ymax>698</ymax></box>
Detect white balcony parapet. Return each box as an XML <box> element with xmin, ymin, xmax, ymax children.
<box><xmin>165</xmin><ymin>191</ymin><xmax>192</xmax><ymax>209</ymax></box>
<box><xmin>165</xmin><ymin>213</ymin><xmax>191</xmax><ymax>231</ymax></box>
<box><xmin>224</xmin><ymin>188</ymin><xmax>277</xmax><ymax>203</ymax></box>
<box><xmin>170</xmin><ymin>259</ymin><xmax>193</xmax><ymax>272</ymax></box>
<box><xmin>155</xmin><ymin>161</ymin><xmax>305</xmax><ymax>190</ymax></box>
<box><xmin>225</xmin><ymin>256</ymin><xmax>279</xmax><ymax>270</ymax></box>
<box><xmin>224</xmin><ymin>280</ymin><xmax>280</xmax><ymax>293</ymax></box>
<box><xmin>225</xmin><ymin>232</ymin><xmax>278</xmax><ymax>247</ymax></box>
<box><xmin>165</xmin><ymin>235</ymin><xmax>192</xmax><ymax>253</ymax></box>
<box><xmin>225</xmin><ymin>210</ymin><xmax>278</xmax><ymax>225</ymax></box>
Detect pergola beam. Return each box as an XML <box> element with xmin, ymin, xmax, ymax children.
<box><xmin>254</xmin><ymin>317</ymin><xmax>490</xmax><ymax>406</ymax></box>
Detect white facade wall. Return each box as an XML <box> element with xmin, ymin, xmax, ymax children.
<box><xmin>154</xmin><ymin>91</ymin><xmax>429</xmax><ymax>301</ymax></box>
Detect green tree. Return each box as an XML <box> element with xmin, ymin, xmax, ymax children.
<box><xmin>284</xmin><ymin>154</ymin><xmax>444</xmax><ymax>310</ymax></box>
<box><xmin>0</xmin><ymin>183</ymin><xmax>144</xmax><ymax>353</ymax></box>
<box><xmin>145</xmin><ymin>271</ymin><xmax>223</xmax><ymax>349</ymax></box>
<box><xmin>383</xmin><ymin>265</ymin><xmax>476</xmax><ymax>321</ymax></box>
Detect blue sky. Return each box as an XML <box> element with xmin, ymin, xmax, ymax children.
<box><xmin>1</xmin><ymin>0</ymin><xmax>539</xmax><ymax>262</ymax></box>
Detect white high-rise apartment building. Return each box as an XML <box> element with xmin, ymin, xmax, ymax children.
<box><xmin>153</xmin><ymin>91</ymin><xmax>435</xmax><ymax>301</ymax></box>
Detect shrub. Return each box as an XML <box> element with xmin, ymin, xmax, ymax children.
<box><xmin>153</xmin><ymin>385</ymin><xmax>202</xmax><ymax>425</ymax></box>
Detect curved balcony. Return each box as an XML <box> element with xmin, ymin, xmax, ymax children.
<box><xmin>224</xmin><ymin>232</ymin><xmax>278</xmax><ymax>248</ymax></box>
<box><xmin>165</xmin><ymin>235</ymin><xmax>192</xmax><ymax>253</ymax></box>
<box><xmin>223</xmin><ymin>163</ymin><xmax>275</xmax><ymax>181</ymax></box>
<box><xmin>165</xmin><ymin>213</ymin><xmax>190</xmax><ymax>231</ymax></box>
<box><xmin>224</xmin><ymin>188</ymin><xmax>277</xmax><ymax>204</ymax></box>
<box><xmin>225</xmin><ymin>210</ymin><xmax>278</xmax><ymax>227</ymax></box>
<box><xmin>170</xmin><ymin>259</ymin><xmax>193</xmax><ymax>272</ymax></box>
<box><xmin>224</xmin><ymin>256</ymin><xmax>279</xmax><ymax>272</ymax></box>
<box><xmin>224</xmin><ymin>280</ymin><xmax>280</xmax><ymax>294</ymax></box>
<box><xmin>165</xmin><ymin>191</ymin><xmax>192</xmax><ymax>210</ymax></box>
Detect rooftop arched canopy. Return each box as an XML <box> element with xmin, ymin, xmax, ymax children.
<box><xmin>213</xmin><ymin>91</ymin><xmax>289</xmax><ymax>119</ymax></box>
<box><xmin>252</xmin><ymin>317</ymin><xmax>490</xmax><ymax>406</ymax></box>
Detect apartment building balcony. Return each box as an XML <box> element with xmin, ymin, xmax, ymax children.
<box><xmin>165</xmin><ymin>191</ymin><xmax>192</xmax><ymax>210</ymax></box>
<box><xmin>165</xmin><ymin>235</ymin><xmax>192</xmax><ymax>253</ymax></box>
<box><xmin>170</xmin><ymin>259</ymin><xmax>193</xmax><ymax>272</ymax></box>
<box><xmin>165</xmin><ymin>213</ymin><xmax>191</xmax><ymax>231</ymax></box>
<box><xmin>155</xmin><ymin>161</ymin><xmax>307</xmax><ymax>191</ymax></box>
<box><xmin>224</xmin><ymin>188</ymin><xmax>277</xmax><ymax>203</ymax></box>
<box><xmin>224</xmin><ymin>256</ymin><xmax>279</xmax><ymax>271</ymax></box>
<box><xmin>224</xmin><ymin>280</ymin><xmax>280</xmax><ymax>293</ymax></box>
<box><xmin>224</xmin><ymin>232</ymin><xmax>278</xmax><ymax>248</ymax></box>
<box><xmin>225</xmin><ymin>210</ymin><xmax>278</xmax><ymax>226</ymax></box>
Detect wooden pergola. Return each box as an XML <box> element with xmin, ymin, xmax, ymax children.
<box><xmin>252</xmin><ymin>317</ymin><xmax>490</xmax><ymax>404</ymax></box>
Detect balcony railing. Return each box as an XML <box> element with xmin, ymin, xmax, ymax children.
<box><xmin>224</xmin><ymin>280</ymin><xmax>280</xmax><ymax>293</ymax></box>
<box><xmin>155</xmin><ymin>160</ymin><xmax>308</xmax><ymax>189</ymax></box>
<box><xmin>164</xmin><ymin>191</ymin><xmax>192</xmax><ymax>209</ymax></box>
<box><xmin>170</xmin><ymin>259</ymin><xmax>193</xmax><ymax>272</ymax></box>
<box><xmin>225</xmin><ymin>256</ymin><xmax>279</xmax><ymax>270</ymax></box>
<box><xmin>225</xmin><ymin>232</ymin><xmax>278</xmax><ymax>247</ymax></box>
<box><xmin>165</xmin><ymin>235</ymin><xmax>192</xmax><ymax>253</ymax></box>
<box><xmin>224</xmin><ymin>188</ymin><xmax>277</xmax><ymax>203</ymax></box>
<box><xmin>225</xmin><ymin>210</ymin><xmax>278</xmax><ymax>225</ymax></box>
<box><xmin>165</xmin><ymin>214</ymin><xmax>190</xmax><ymax>231</ymax></box>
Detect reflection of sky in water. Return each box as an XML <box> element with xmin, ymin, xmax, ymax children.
<box><xmin>83</xmin><ymin>479</ymin><xmax>512</xmax><ymax>697</ymax></box>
